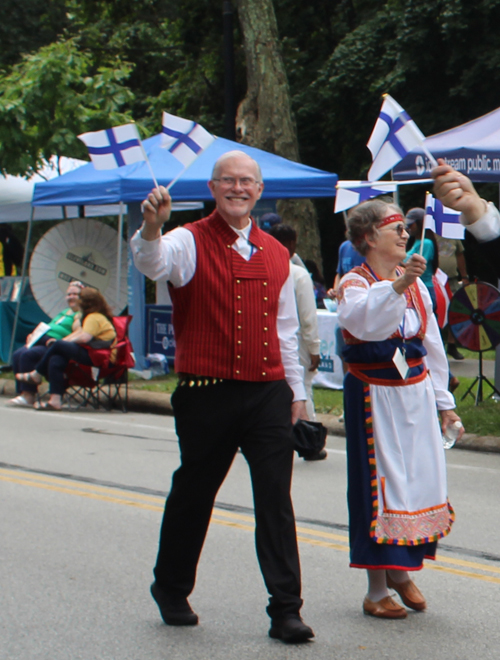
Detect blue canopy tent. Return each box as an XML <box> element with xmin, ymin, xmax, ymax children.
<box><xmin>32</xmin><ymin>134</ymin><xmax>338</xmax><ymax>205</ymax></box>
<box><xmin>394</xmin><ymin>106</ymin><xmax>500</xmax><ymax>182</ymax></box>
<box><xmin>32</xmin><ymin>134</ymin><xmax>338</xmax><ymax>369</ymax></box>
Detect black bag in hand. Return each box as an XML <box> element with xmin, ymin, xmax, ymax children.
<box><xmin>293</xmin><ymin>419</ymin><xmax>327</xmax><ymax>459</ymax></box>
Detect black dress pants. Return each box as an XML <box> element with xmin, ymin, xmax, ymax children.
<box><xmin>153</xmin><ymin>378</ymin><xmax>303</xmax><ymax>619</ymax></box>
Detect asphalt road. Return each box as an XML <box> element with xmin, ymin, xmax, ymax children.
<box><xmin>1</xmin><ymin>402</ymin><xmax>499</xmax><ymax>660</ymax></box>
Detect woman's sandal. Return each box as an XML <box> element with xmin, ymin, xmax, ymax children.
<box><xmin>8</xmin><ymin>395</ymin><xmax>33</xmax><ymax>408</ymax></box>
<box><xmin>35</xmin><ymin>402</ymin><xmax>62</xmax><ymax>411</ymax></box>
<box><xmin>15</xmin><ymin>371</ymin><xmax>42</xmax><ymax>385</ymax></box>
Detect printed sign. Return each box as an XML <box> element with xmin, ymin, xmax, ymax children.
<box><xmin>146</xmin><ymin>305</ymin><xmax>176</xmax><ymax>362</ymax></box>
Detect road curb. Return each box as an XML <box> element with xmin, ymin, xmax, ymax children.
<box><xmin>1</xmin><ymin>378</ymin><xmax>499</xmax><ymax>453</ymax></box>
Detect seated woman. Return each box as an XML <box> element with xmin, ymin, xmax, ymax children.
<box><xmin>9</xmin><ymin>281</ymin><xmax>83</xmax><ymax>407</ymax></box>
<box><xmin>16</xmin><ymin>287</ymin><xmax>116</xmax><ymax>411</ymax></box>
<box><xmin>337</xmin><ymin>198</ymin><xmax>463</xmax><ymax>619</ymax></box>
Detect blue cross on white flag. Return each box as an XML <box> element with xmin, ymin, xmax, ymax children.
<box><xmin>424</xmin><ymin>192</ymin><xmax>465</xmax><ymax>239</ymax></box>
<box><xmin>335</xmin><ymin>180</ymin><xmax>397</xmax><ymax>213</ymax></box>
<box><xmin>78</xmin><ymin>123</ymin><xmax>145</xmax><ymax>170</ymax></box>
<box><xmin>161</xmin><ymin>112</ymin><xmax>215</xmax><ymax>168</ymax></box>
<box><xmin>367</xmin><ymin>95</ymin><xmax>426</xmax><ymax>181</ymax></box>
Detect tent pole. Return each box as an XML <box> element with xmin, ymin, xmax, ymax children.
<box><xmin>8</xmin><ymin>206</ymin><xmax>35</xmax><ymax>363</ymax></box>
<box><xmin>116</xmin><ymin>202</ymin><xmax>124</xmax><ymax>312</ymax></box>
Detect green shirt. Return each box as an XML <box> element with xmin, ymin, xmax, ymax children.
<box><xmin>406</xmin><ymin>239</ymin><xmax>435</xmax><ymax>288</ymax></box>
<box><xmin>46</xmin><ymin>308</ymin><xmax>78</xmax><ymax>340</ymax></box>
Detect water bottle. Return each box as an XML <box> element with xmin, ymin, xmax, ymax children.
<box><xmin>442</xmin><ymin>420</ymin><xmax>463</xmax><ymax>450</ymax></box>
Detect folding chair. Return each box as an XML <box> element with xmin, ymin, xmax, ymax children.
<box><xmin>65</xmin><ymin>315</ymin><xmax>135</xmax><ymax>412</ymax></box>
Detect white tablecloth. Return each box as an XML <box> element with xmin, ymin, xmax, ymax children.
<box><xmin>312</xmin><ymin>310</ymin><xmax>344</xmax><ymax>390</ymax></box>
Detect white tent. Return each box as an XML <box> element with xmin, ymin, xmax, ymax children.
<box><xmin>394</xmin><ymin>105</ymin><xmax>500</xmax><ymax>182</ymax></box>
<box><xmin>0</xmin><ymin>157</ymin><xmax>126</xmax><ymax>222</ymax></box>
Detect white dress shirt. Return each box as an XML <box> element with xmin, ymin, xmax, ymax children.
<box><xmin>338</xmin><ymin>274</ymin><xmax>455</xmax><ymax>410</ymax></box>
<box><xmin>461</xmin><ymin>201</ymin><xmax>500</xmax><ymax>242</ymax></box>
<box><xmin>131</xmin><ymin>220</ymin><xmax>306</xmax><ymax>401</ymax></box>
<box><xmin>290</xmin><ymin>263</ymin><xmax>320</xmax><ymax>357</ymax></box>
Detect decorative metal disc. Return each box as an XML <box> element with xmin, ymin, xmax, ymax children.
<box><xmin>448</xmin><ymin>282</ymin><xmax>500</xmax><ymax>352</ymax></box>
<box><xmin>29</xmin><ymin>219</ymin><xmax>127</xmax><ymax>318</ymax></box>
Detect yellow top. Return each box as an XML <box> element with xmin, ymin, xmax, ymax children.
<box><xmin>82</xmin><ymin>313</ymin><xmax>116</xmax><ymax>343</ymax></box>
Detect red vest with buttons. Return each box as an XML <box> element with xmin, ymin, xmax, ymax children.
<box><xmin>169</xmin><ymin>210</ymin><xmax>290</xmax><ymax>381</ymax></box>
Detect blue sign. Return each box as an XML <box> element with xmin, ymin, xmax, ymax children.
<box><xmin>318</xmin><ymin>358</ymin><xmax>334</xmax><ymax>373</ymax></box>
<box><xmin>146</xmin><ymin>304</ymin><xmax>176</xmax><ymax>363</ymax></box>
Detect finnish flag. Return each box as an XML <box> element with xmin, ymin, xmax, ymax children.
<box><xmin>425</xmin><ymin>193</ymin><xmax>465</xmax><ymax>239</ymax></box>
<box><xmin>78</xmin><ymin>124</ymin><xmax>145</xmax><ymax>170</ymax></box>
<box><xmin>161</xmin><ymin>112</ymin><xmax>215</xmax><ymax>168</ymax></box>
<box><xmin>335</xmin><ymin>180</ymin><xmax>397</xmax><ymax>213</ymax></box>
<box><xmin>367</xmin><ymin>95</ymin><xmax>426</xmax><ymax>181</ymax></box>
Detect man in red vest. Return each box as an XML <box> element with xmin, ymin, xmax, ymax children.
<box><xmin>131</xmin><ymin>151</ymin><xmax>314</xmax><ymax>644</ymax></box>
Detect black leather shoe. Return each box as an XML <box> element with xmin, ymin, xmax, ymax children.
<box><xmin>150</xmin><ymin>582</ymin><xmax>199</xmax><ymax>626</ymax></box>
<box><xmin>447</xmin><ymin>345</ymin><xmax>464</xmax><ymax>360</ymax></box>
<box><xmin>303</xmin><ymin>449</ymin><xmax>328</xmax><ymax>461</ymax></box>
<box><xmin>269</xmin><ymin>616</ymin><xmax>315</xmax><ymax>643</ymax></box>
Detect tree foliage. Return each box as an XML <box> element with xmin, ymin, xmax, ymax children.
<box><xmin>0</xmin><ymin>0</ymin><xmax>245</xmax><ymax>175</ymax></box>
<box><xmin>287</xmin><ymin>0</ymin><xmax>500</xmax><ymax>179</ymax></box>
<box><xmin>5</xmin><ymin>0</ymin><xmax>500</xmax><ymax>180</ymax></box>
<box><xmin>0</xmin><ymin>0</ymin><xmax>69</xmax><ymax>70</ymax></box>
<box><xmin>0</xmin><ymin>39</ymin><xmax>134</xmax><ymax>175</ymax></box>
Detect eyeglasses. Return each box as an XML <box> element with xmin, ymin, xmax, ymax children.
<box><xmin>212</xmin><ymin>176</ymin><xmax>260</xmax><ymax>188</ymax></box>
<box><xmin>377</xmin><ymin>223</ymin><xmax>408</xmax><ymax>237</ymax></box>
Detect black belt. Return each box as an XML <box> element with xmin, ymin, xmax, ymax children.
<box><xmin>177</xmin><ymin>373</ymin><xmax>225</xmax><ymax>387</ymax></box>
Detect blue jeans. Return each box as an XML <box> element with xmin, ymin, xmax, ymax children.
<box><xmin>13</xmin><ymin>344</ymin><xmax>48</xmax><ymax>394</ymax></box>
<box><xmin>35</xmin><ymin>341</ymin><xmax>93</xmax><ymax>395</ymax></box>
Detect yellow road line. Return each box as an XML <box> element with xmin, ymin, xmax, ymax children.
<box><xmin>427</xmin><ymin>564</ymin><xmax>500</xmax><ymax>585</ymax></box>
<box><xmin>1</xmin><ymin>474</ymin><xmax>164</xmax><ymax>511</ymax></box>
<box><xmin>2</xmin><ymin>467</ymin><xmax>499</xmax><ymax>584</ymax></box>
<box><xmin>0</xmin><ymin>468</ymin><xmax>162</xmax><ymax>504</ymax></box>
<box><xmin>435</xmin><ymin>554</ymin><xmax>500</xmax><ymax>575</ymax></box>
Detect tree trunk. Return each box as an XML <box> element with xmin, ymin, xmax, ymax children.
<box><xmin>234</xmin><ymin>0</ymin><xmax>323</xmax><ymax>269</ymax></box>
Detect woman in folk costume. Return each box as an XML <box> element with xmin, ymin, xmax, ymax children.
<box><xmin>337</xmin><ymin>198</ymin><xmax>463</xmax><ymax>619</ymax></box>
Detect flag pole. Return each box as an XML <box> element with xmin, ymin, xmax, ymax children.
<box><xmin>381</xmin><ymin>93</ymin><xmax>439</xmax><ymax>170</ymax></box>
<box><xmin>139</xmin><ymin>143</ymin><xmax>160</xmax><ymax>190</ymax></box>
<box><xmin>391</xmin><ymin>170</ymin><xmax>399</xmax><ymax>207</ymax></box>
<box><xmin>419</xmin><ymin>191</ymin><xmax>430</xmax><ymax>256</ymax></box>
<box><xmin>336</xmin><ymin>178</ymin><xmax>433</xmax><ymax>189</ymax></box>
<box><xmin>166</xmin><ymin>167</ymin><xmax>187</xmax><ymax>192</ymax></box>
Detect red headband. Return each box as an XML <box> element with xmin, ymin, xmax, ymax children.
<box><xmin>376</xmin><ymin>213</ymin><xmax>404</xmax><ymax>229</ymax></box>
